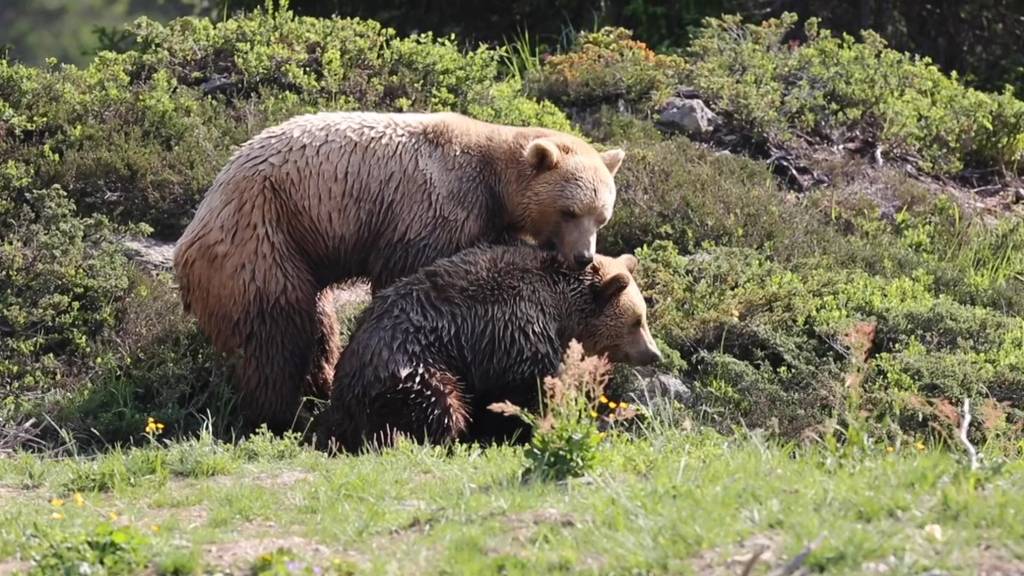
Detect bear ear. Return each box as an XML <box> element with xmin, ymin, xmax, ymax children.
<box><xmin>617</xmin><ymin>254</ymin><xmax>638</xmax><ymax>273</ymax></box>
<box><xmin>601</xmin><ymin>148</ymin><xmax>625</xmax><ymax>176</ymax></box>
<box><xmin>595</xmin><ymin>272</ymin><xmax>630</xmax><ymax>307</ymax></box>
<box><xmin>526</xmin><ymin>139</ymin><xmax>560</xmax><ymax>172</ymax></box>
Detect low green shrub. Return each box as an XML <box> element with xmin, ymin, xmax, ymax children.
<box><xmin>0</xmin><ymin>5</ymin><xmax>572</xmax><ymax>239</ymax></box>
<box><xmin>605</xmin><ymin>137</ymin><xmax>1024</xmax><ymax>316</ymax></box>
<box><xmin>684</xmin><ymin>13</ymin><xmax>1024</xmax><ymax>175</ymax></box>
<box><xmin>0</xmin><ymin>160</ymin><xmax>234</xmax><ymax>447</ymax></box>
<box><xmin>24</xmin><ymin>521</ymin><xmax>151</xmax><ymax>575</ymax></box>
<box><xmin>635</xmin><ymin>240</ymin><xmax>1024</xmax><ymax>442</ymax></box>
<box><xmin>0</xmin><ymin>164</ymin><xmax>135</xmax><ymax>420</ymax></box>
<box><xmin>599</xmin><ymin>136</ymin><xmax>804</xmax><ymax>257</ymax></box>
<box><xmin>61</xmin><ymin>273</ymin><xmax>236</xmax><ymax>446</ymax></box>
<box><xmin>532</xmin><ymin>15</ymin><xmax>1024</xmax><ymax>176</ymax></box>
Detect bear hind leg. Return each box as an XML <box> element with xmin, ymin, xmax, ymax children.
<box><xmin>234</xmin><ymin>275</ymin><xmax>321</xmax><ymax>435</ymax></box>
<box><xmin>305</xmin><ymin>287</ymin><xmax>341</xmax><ymax>401</ymax></box>
<box><xmin>364</xmin><ymin>365</ymin><xmax>470</xmax><ymax>450</ymax></box>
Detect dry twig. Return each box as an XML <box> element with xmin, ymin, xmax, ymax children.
<box><xmin>769</xmin><ymin>534</ymin><xmax>825</xmax><ymax>576</ymax></box>
<box><xmin>959</xmin><ymin>397</ymin><xmax>979</xmax><ymax>471</ymax></box>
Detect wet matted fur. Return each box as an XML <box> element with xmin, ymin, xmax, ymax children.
<box><xmin>173</xmin><ymin>111</ymin><xmax>625</xmax><ymax>432</ymax></box>
<box><xmin>316</xmin><ymin>243</ymin><xmax>661</xmax><ymax>453</ymax></box>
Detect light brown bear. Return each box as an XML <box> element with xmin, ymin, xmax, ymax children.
<box><xmin>316</xmin><ymin>242</ymin><xmax>662</xmax><ymax>453</ymax></box>
<box><xmin>172</xmin><ymin>111</ymin><xmax>625</xmax><ymax>432</ymax></box>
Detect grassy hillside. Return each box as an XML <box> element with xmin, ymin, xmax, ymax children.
<box><xmin>2</xmin><ymin>427</ymin><xmax>1022</xmax><ymax>575</ymax></box>
<box><xmin>1</xmin><ymin>5</ymin><xmax>1023</xmax><ymax>573</ymax></box>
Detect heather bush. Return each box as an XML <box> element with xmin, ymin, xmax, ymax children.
<box><xmin>529</xmin><ymin>27</ymin><xmax>685</xmax><ymax>112</ymax></box>
<box><xmin>684</xmin><ymin>14</ymin><xmax>1024</xmax><ymax>174</ymax></box>
<box><xmin>532</xmin><ymin>14</ymin><xmax>1024</xmax><ymax>176</ymax></box>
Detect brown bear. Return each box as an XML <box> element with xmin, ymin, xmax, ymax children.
<box><xmin>173</xmin><ymin>111</ymin><xmax>626</xmax><ymax>432</ymax></box>
<box><xmin>315</xmin><ymin>242</ymin><xmax>661</xmax><ymax>453</ymax></box>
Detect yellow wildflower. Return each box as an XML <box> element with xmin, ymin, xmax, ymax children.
<box><xmin>885</xmin><ymin>446</ymin><xmax>895</xmax><ymax>453</ymax></box>
<box><xmin>73</xmin><ymin>493</ymin><xmax>85</xmax><ymax>507</ymax></box>
<box><xmin>589</xmin><ymin>410</ymin><xmax>598</xmax><ymax>418</ymax></box>
<box><xmin>598</xmin><ymin>395</ymin><xmax>609</xmax><ymax>404</ymax></box>
<box><xmin>50</xmin><ymin>512</ymin><xmax>64</xmax><ymax>520</ymax></box>
<box><xmin>915</xmin><ymin>441</ymin><xmax>926</xmax><ymax>451</ymax></box>
<box><xmin>608</xmin><ymin>401</ymin><xmax>618</xmax><ymax>409</ymax></box>
<box><xmin>151</xmin><ymin>524</ymin><xmax>160</xmax><ymax>532</ymax></box>
<box><xmin>145</xmin><ymin>417</ymin><xmax>166</xmax><ymax>435</ymax></box>
<box><xmin>109</xmin><ymin>511</ymin><xmax>119</xmax><ymax>521</ymax></box>
<box><xmin>50</xmin><ymin>497</ymin><xmax>64</xmax><ymax>508</ymax></box>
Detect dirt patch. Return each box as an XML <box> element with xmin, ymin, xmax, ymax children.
<box><xmin>691</xmin><ymin>532</ymin><xmax>783</xmax><ymax>575</ymax></box>
<box><xmin>211</xmin><ymin>470</ymin><xmax>313</xmax><ymax>490</ymax></box>
<box><xmin>977</xmin><ymin>546</ymin><xmax>1024</xmax><ymax>576</ymax></box>
<box><xmin>504</xmin><ymin>508</ymin><xmax>580</xmax><ymax>532</ymax></box>
<box><xmin>203</xmin><ymin>536</ymin><xmax>341</xmax><ymax>572</ymax></box>
<box><xmin>0</xmin><ymin>559</ymin><xmax>30</xmax><ymax>576</ymax></box>
<box><xmin>0</xmin><ymin>486</ymin><xmax>38</xmax><ymax>504</ymax></box>
<box><xmin>148</xmin><ymin>505</ymin><xmax>208</xmax><ymax>529</ymax></box>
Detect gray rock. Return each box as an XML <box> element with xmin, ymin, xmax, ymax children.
<box><xmin>201</xmin><ymin>74</ymin><xmax>236</xmax><ymax>95</ymax></box>
<box><xmin>627</xmin><ymin>369</ymin><xmax>693</xmax><ymax>406</ymax></box>
<box><xmin>120</xmin><ymin>235</ymin><xmax>176</xmax><ymax>273</ymax></box>
<box><xmin>656</xmin><ymin>96</ymin><xmax>720</xmax><ymax>137</ymax></box>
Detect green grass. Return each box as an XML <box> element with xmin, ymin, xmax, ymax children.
<box><xmin>1</xmin><ymin>427</ymin><xmax>1021</xmax><ymax>575</ymax></box>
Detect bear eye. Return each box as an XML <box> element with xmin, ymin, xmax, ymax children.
<box><xmin>633</xmin><ymin>318</ymin><xmax>643</xmax><ymax>330</ymax></box>
<box><xmin>559</xmin><ymin>209</ymin><xmax>577</xmax><ymax>221</ymax></box>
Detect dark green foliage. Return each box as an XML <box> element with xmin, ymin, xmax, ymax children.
<box><xmin>531</xmin><ymin>15</ymin><xmax>1024</xmax><ymax>177</ymax></box>
<box><xmin>599</xmin><ymin>137</ymin><xmax>801</xmax><ymax>257</ymax></box>
<box><xmin>0</xmin><ymin>164</ymin><xmax>134</xmax><ymax>418</ymax></box>
<box><xmin>616</xmin><ymin>143</ymin><xmax>1024</xmax><ymax>440</ymax></box>
<box><xmin>1</xmin><ymin>6</ymin><xmax>571</xmax><ymax>239</ymax></box>
<box><xmin>2</xmin><ymin>6</ymin><xmax>1022</xmax><ymax>449</ymax></box>
<box><xmin>0</xmin><ymin>172</ymin><xmax>234</xmax><ymax>445</ymax></box>
<box><xmin>25</xmin><ymin>522</ymin><xmax>151</xmax><ymax>575</ymax></box>
<box><xmin>636</xmin><ymin>240</ymin><xmax>1024</xmax><ymax>441</ymax></box>
<box><xmin>767</xmin><ymin>0</ymin><xmax>1024</xmax><ymax>96</ymax></box>
<box><xmin>684</xmin><ymin>14</ymin><xmax>1024</xmax><ymax>175</ymax></box>
<box><xmin>63</xmin><ymin>273</ymin><xmax>237</xmax><ymax>445</ymax></box>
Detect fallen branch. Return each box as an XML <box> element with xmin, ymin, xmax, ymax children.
<box><xmin>959</xmin><ymin>397</ymin><xmax>979</xmax><ymax>471</ymax></box>
<box><xmin>770</xmin><ymin>534</ymin><xmax>825</xmax><ymax>576</ymax></box>
<box><xmin>739</xmin><ymin>546</ymin><xmax>769</xmax><ymax>576</ymax></box>
<box><xmin>0</xmin><ymin>418</ymin><xmax>47</xmax><ymax>455</ymax></box>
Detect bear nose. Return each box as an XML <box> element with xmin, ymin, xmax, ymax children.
<box><xmin>572</xmin><ymin>250</ymin><xmax>594</xmax><ymax>268</ymax></box>
<box><xmin>641</xmin><ymin>347</ymin><xmax>663</xmax><ymax>366</ymax></box>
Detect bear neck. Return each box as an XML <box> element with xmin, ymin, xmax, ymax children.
<box><xmin>550</xmin><ymin>266</ymin><xmax>603</xmax><ymax>348</ymax></box>
<box><xmin>476</xmin><ymin>125</ymin><xmax>563</xmax><ymax>236</ymax></box>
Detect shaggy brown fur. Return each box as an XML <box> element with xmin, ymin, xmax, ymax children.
<box><xmin>316</xmin><ymin>243</ymin><xmax>661</xmax><ymax>454</ymax></box>
<box><xmin>173</xmin><ymin>111</ymin><xmax>625</xmax><ymax>432</ymax></box>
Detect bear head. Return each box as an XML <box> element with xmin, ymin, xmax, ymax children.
<box><xmin>578</xmin><ymin>253</ymin><xmax>662</xmax><ymax>366</ymax></box>
<box><xmin>513</xmin><ymin>135</ymin><xmax>624</xmax><ymax>270</ymax></box>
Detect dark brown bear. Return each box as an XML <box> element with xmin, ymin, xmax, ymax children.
<box><xmin>316</xmin><ymin>243</ymin><xmax>661</xmax><ymax>453</ymax></box>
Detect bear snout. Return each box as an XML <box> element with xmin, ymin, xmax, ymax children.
<box><xmin>643</xmin><ymin>346</ymin><xmax>664</xmax><ymax>366</ymax></box>
<box><xmin>572</xmin><ymin>249</ymin><xmax>595</xmax><ymax>268</ymax></box>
